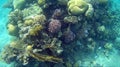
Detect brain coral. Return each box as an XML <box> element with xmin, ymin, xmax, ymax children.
<box><xmin>68</xmin><ymin>0</ymin><xmax>88</xmax><ymax>15</ymax></box>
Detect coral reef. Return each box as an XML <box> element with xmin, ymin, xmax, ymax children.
<box><xmin>0</xmin><ymin>0</ymin><xmax>115</xmax><ymax>67</ymax></box>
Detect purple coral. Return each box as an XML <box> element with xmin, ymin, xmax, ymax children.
<box><xmin>63</xmin><ymin>30</ymin><xmax>76</xmax><ymax>43</ymax></box>
<box><xmin>48</xmin><ymin>19</ymin><xmax>61</xmax><ymax>33</ymax></box>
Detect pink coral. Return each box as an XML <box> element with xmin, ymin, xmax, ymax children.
<box><xmin>48</xmin><ymin>19</ymin><xmax>61</xmax><ymax>33</ymax></box>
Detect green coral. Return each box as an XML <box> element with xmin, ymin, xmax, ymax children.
<box><xmin>67</xmin><ymin>0</ymin><xmax>94</xmax><ymax>18</ymax></box>
<box><xmin>22</xmin><ymin>4</ymin><xmax>43</xmax><ymax>18</ymax></box>
<box><xmin>85</xmin><ymin>4</ymin><xmax>94</xmax><ymax>18</ymax></box>
<box><xmin>64</xmin><ymin>16</ymin><xmax>78</xmax><ymax>24</ymax></box>
<box><xmin>24</xmin><ymin>19</ymin><xmax>34</xmax><ymax>26</ymax></box>
<box><xmin>68</xmin><ymin>0</ymin><xmax>88</xmax><ymax>15</ymax></box>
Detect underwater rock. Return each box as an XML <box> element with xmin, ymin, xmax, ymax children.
<box><xmin>57</xmin><ymin>0</ymin><xmax>68</xmax><ymax>5</ymax></box>
<box><xmin>73</xmin><ymin>60</ymin><xmax>81</xmax><ymax>67</ymax></box>
<box><xmin>48</xmin><ymin>19</ymin><xmax>61</xmax><ymax>33</ymax></box>
<box><xmin>98</xmin><ymin>0</ymin><xmax>108</xmax><ymax>5</ymax></box>
<box><xmin>52</xmin><ymin>9</ymin><xmax>62</xmax><ymax>19</ymax></box>
<box><xmin>65</xmin><ymin>61</ymin><xmax>72</xmax><ymax>67</ymax></box>
<box><xmin>54</xmin><ymin>63</ymin><xmax>65</xmax><ymax>67</ymax></box>
<box><xmin>63</xmin><ymin>29</ymin><xmax>76</xmax><ymax>43</ymax></box>
<box><xmin>13</xmin><ymin>0</ymin><xmax>26</xmax><ymax>9</ymax></box>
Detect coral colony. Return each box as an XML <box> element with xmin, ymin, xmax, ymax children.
<box><xmin>1</xmin><ymin>0</ymin><xmax>116</xmax><ymax>67</ymax></box>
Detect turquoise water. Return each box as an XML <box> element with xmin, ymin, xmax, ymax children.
<box><xmin>0</xmin><ymin>0</ymin><xmax>12</xmax><ymax>67</ymax></box>
<box><xmin>0</xmin><ymin>0</ymin><xmax>120</xmax><ymax>67</ymax></box>
<box><xmin>0</xmin><ymin>0</ymin><xmax>11</xmax><ymax>49</ymax></box>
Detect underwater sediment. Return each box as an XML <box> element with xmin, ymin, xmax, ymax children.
<box><xmin>1</xmin><ymin>0</ymin><xmax>120</xmax><ymax>67</ymax></box>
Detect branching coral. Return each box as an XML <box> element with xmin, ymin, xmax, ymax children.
<box><xmin>29</xmin><ymin>24</ymin><xmax>43</xmax><ymax>36</ymax></box>
<box><xmin>22</xmin><ymin>4</ymin><xmax>43</xmax><ymax>18</ymax></box>
<box><xmin>26</xmin><ymin>45</ymin><xmax>63</xmax><ymax>63</ymax></box>
<box><xmin>9</xmin><ymin>9</ymin><xmax>23</xmax><ymax>25</ymax></box>
<box><xmin>0</xmin><ymin>39</ymin><xmax>26</xmax><ymax>64</ymax></box>
<box><xmin>29</xmin><ymin>52</ymin><xmax>63</xmax><ymax>63</ymax></box>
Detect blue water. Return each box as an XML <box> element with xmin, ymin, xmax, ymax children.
<box><xmin>0</xmin><ymin>0</ymin><xmax>12</xmax><ymax>67</ymax></box>
<box><xmin>0</xmin><ymin>0</ymin><xmax>120</xmax><ymax>67</ymax></box>
<box><xmin>0</xmin><ymin>0</ymin><xmax>11</xmax><ymax>49</ymax></box>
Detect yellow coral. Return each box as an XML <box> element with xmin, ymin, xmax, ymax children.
<box><xmin>85</xmin><ymin>4</ymin><xmax>94</xmax><ymax>18</ymax></box>
<box><xmin>29</xmin><ymin>24</ymin><xmax>43</xmax><ymax>36</ymax></box>
<box><xmin>26</xmin><ymin>45</ymin><xmax>33</xmax><ymax>52</ymax></box>
<box><xmin>68</xmin><ymin>0</ymin><xmax>88</xmax><ymax>15</ymax></box>
<box><xmin>24</xmin><ymin>19</ymin><xmax>34</xmax><ymax>26</ymax></box>
<box><xmin>26</xmin><ymin>45</ymin><xmax>63</xmax><ymax>63</ymax></box>
<box><xmin>7</xmin><ymin>23</ymin><xmax>18</xmax><ymax>36</ymax></box>
<box><xmin>34</xmin><ymin>14</ymin><xmax>46</xmax><ymax>24</ymax></box>
<box><xmin>28</xmin><ymin>51</ymin><xmax>63</xmax><ymax>63</ymax></box>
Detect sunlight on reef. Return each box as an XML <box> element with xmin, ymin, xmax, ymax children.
<box><xmin>0</xmin><ymin>0</ymin><xmax>120</xmax><ymax>67</ymax></box>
